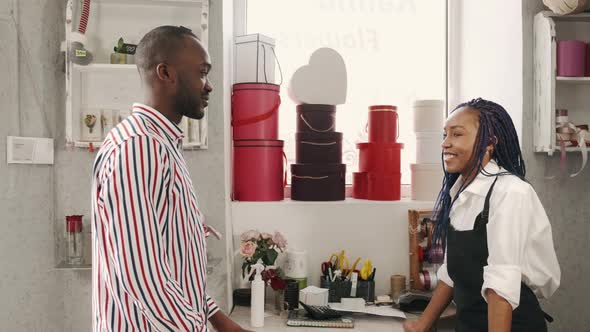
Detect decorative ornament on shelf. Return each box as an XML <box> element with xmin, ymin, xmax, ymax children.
<box><xmin>543</xmin><ymin>0</ymin><xmax>590</xmax><ymax>15</ymax></box>
<box><xmin>240</xmin><ymin>229</ymin><xmax>288</xmax><ymax>290</ymax></box>
<box><xmin>84</xmin><ymin>114</ymin><xmax>97</xmax><ymax>133</ymax></box>
<box><xmin>111</xmin><ymin>37</ymin><xmax>137</xmax><ymax>64</ymax></box>
<box><xmin>69</xmin><ymin>0</ymin><xmax>93</xmax><ymax>65</ymax></box>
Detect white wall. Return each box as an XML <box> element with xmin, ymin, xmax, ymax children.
<box><xmin>522</xmin><ymin>1</ymin><xmax>590</xmax><ymax>330</ymax></box>
<box><xmin>0</xmin><ymin>1</ymin><xmax>63</xmax><ymax>331</ymax></box>
<box><xmin>231</xmin><ymin>199</ymin><xmax>434</xmax><ymax>296</ymax></box>
<box><xmin>448</xmin><ymin>0</ymin><xmax>523</xmax><ymax>140</ymax></box>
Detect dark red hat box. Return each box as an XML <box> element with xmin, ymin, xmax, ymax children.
<box><xmin>291</xmin><ymin>163</ymin><xmax>346</xmax><ymax>201</ymax></box>
<box><xmin>367</xmin><ymin>172</ymin><xmax>401</xmax><ymax>201</ymax></box>
<box><xmin>233</xmin><ymin>139</ymin><xmax>285</xmax><ymax>201</ymax></box>
<box><xmin>231</xmin><ymin>83</ymin><xmax>281</xmax><ymax>140</ymax></box>
<box><xmin>296</xmin><ymin>104</ymin><xmax>336</xmax><ymax>133</ymax></box>
<box><xmin>352</xmin><ymin>172</ymin><xmax>368</xmax><ymax>199</ymax></box>
<box><xmin>368</xmin><ymin>105</ymin><xmax>398</xmax><ymax>143</ymax></box>
<box><xmin>296</xmin><ymin>132</ymin><xmax>342</xmax><ymax>164</ymax></box>
<box><xmin>357</xmin><ymin>142</ymin><xmax>404</xmax><ymax>173</ymax></box>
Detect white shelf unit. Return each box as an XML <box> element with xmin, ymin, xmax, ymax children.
<box><xmin>533</xmin><ymin>11</ymin><xmax>590</xmax><ymax>155</ymax></box>
<box><xmin>64</xmin><ymin>0</ymin><xmax>209</xmax><ymax>150</ymax></box>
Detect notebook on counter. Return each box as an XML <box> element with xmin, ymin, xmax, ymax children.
<box><xmin>286</xmin><ymin>310</ymin><xmax>354</xmax><ymax>328</ymax></box>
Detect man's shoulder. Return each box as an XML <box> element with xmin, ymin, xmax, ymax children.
<box><xmin>104</xmin><ymin>119</ymin><xmax>166</xmax><ymax>149</ymax></box>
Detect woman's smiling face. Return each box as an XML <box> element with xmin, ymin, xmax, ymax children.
<box><xmin>441</xmin><ymin>107</ymin><xmax>483</xmax><ymax>177</ymax></box>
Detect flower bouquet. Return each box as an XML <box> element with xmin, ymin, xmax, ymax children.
<box><xmin>239</xmin><ymin>230</ymin><xmax>288</xmax><ymax>290</ymax></box>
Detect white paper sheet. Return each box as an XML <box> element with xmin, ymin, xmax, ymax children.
<box><xmin>329</xmin><ymin>303</ymin><xmax>407</xmax><ymax>319</ymax></box>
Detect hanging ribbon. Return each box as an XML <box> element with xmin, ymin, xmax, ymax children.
<box><xmin>556</xmin><ymin>122</ymin><xmax>588</xmax><ymax>177</ymax></box>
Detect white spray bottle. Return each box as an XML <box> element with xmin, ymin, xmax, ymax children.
<box><xmin>250</xmin><ymin>260</ymin><xmax>265</xmax><ymax>328</ymax></box>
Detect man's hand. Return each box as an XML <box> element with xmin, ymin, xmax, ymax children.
<box><xmin>209</xmin><ymin>310</ymin><xmax>253</xmax><ymax>332</ymax></box>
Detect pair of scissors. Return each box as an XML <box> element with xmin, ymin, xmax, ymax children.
<box><xmin>327</xmin><ymin>250</ymin><xmax>351</xmax><ymax>272</ymax></box>
<box><xmin>327</xmin><ymin>253</ymin><xmax>339</xmax><ymax>269</ymax></box>
<box><xmin>345</xmin><ymin>257</ymin><xmax>362</xmax><ymax>279</ymax></box>
<box><xmin>321</xmin><ymin>261</ymin><xmax>336</xmax><ymax>281</ymax></box>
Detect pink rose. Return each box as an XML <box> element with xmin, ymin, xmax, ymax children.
<box><xmin>240</xmin><ymin>241</ymin><xmax>257</xmax><ymax>258</ymax></box>
<box><xmin>272</xmin><ymin>231</ymin><xmax>287</xmax><ymax>250</ymax></box>
<box><xmin>240</xmin><ymin>230</ymin><xmax>260</xmax><ymax>242</ymax></box>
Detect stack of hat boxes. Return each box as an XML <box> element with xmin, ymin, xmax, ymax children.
<box><xmin>411</xmin><ymin>100</ymin><xmax>445</xmax><ymax>201</ymax></box>
<box><xmin>353</xmin><ymin>105</ymin><xmax>404</xmax><ymax>201</ymax></box>
<box><xmin>290</xmin><ymin>104</ymin><xmax>346</xmax><ymax>201</ymax></box>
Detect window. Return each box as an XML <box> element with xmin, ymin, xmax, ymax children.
<box><xmin>240</xmin><ymin>0</ymin><xmax>447</xmax><ymax>184</ymax></box>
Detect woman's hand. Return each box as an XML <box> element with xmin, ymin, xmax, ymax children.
<box><xmin>403</xmin><ymin>319</ymin><xmax>427</xmax><ymax>332</ymax></box>
<box><xmin>402</xmin><ymin>282</ymin><xmax>454</xmax><ymax>332</ymax></box>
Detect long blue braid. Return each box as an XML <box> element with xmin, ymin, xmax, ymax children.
<box><xmin>432</xmin><ymin>98</ymin><xmax>526</xmax><ymax>251</ymax></box>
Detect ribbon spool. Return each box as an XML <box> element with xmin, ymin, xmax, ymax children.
<box><xmin>555</xmin><ymin>109</ymin><xmax>588</xmax><ymax>177</ymax></box>
<box><xmin>419</xmin><ymin>270</ymin><xmax>438</xmax><ymax>291</ymax></box>
<box><xmin>427</xmin><ymin>245</ymin><xmax>444</xmax><ymax>264</ymax></box>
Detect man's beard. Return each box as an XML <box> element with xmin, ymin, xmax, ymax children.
<box><xmin>173</xmin><ymin>76</ymin><xmax>205</xmax><ymax>120</ymax></box>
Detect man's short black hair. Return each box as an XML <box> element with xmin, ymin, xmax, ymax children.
<box><xmin>135</xmin><ymin>26</ymin><xmax>200</xmax><ymax>74</ymax></box>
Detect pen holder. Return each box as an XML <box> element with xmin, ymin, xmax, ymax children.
<box><xmin>356</xmin><ymin>280</ymin><xmax>375</xmax><ymax>303</ymax></box>
<box><xmin>320</xmin><ymin>277</ymin><xmax>352</xmax><ymax>303</ymax></box>
<box><xmin>320</xmin><ymin>277</ymin><xmax>376</xmax><ymax>303</ymax></box>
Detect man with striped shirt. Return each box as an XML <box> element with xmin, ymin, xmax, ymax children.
<box><xmin>91</xmin><ymin>26</ymin><xmax>251</xmax><ymax>332</ymax></box>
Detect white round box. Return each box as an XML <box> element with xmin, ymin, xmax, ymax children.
<box><xmin>413</xmin><ymin>99</ymin><xmax>445</xmax><ymax>132</ymax></box>
<box><xmin>416</xmin><ymin>132</ymin><xmax>442</xmax><ymax>164</ymax></box>
<box><xmin>283</xmin><ymin>249</ymin><xmax>307</xmax><ymax>279</ymax></box>
<box><xmin>411</xmin><ymin>163</ymin><xmax>444</xmax><ymax>201</ymax></box>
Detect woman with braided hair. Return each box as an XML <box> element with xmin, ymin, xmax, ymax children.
<box><xmin>404</xmin><ymin>98</ymin><xmax>560</xmax><ymax>332</ymax></box>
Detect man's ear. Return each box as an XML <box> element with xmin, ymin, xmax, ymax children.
<box><xmin>155</xmin><ymin>63</ymin><xmax>176</xmax><ymax>84</ymax></box>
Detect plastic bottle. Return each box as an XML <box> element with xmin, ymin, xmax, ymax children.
<box><xmin>250</xmin><ymin>260</ymin><xmax>265</xmax><ymax>328</ymax></box>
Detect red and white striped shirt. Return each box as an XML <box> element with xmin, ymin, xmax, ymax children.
<box><xmin>92</xmin><ymin>103</ymin><xmax>219</xmax><ymax>332</ymax></box>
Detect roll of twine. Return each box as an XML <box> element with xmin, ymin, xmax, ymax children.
<box><xmin>390</xmin><ymin>274</ymin><xmax>406</xmax><ymax>298</ymax></box>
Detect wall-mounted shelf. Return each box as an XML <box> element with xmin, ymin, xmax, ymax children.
<box><xmin>553</xmin><ymin>146</ymin><xmax>587</xmax><ymax>152</ymax></box>
<box><xmin>545</xmin><ymin>12</ymin><xmax>590</xmax><ymax>22</ymax></box>
<box><xmin>73</xmin><ymin>63</ymin><xmax>138</xmax><ymax>72</ymax></box>
<box><xmin>556</xmin><ymin>76</ymin><xmax>590</xmax><ymax>84</ymax></box>
<box><xmin>55</xmin><ymin>262</ymin><xmax>92</xmax><ymax>270</ymax></box>
<box><xmin>96</xmin><ymin>0</ymin><xmax>204</xmax><ymax>6</ymax></box>
<box><xmin>64</xmin><ymin>0</ymin><xmax>210</xmax><ymax>150</ymax></box>
<box><xmin>533</xmin><ymin>11</ymin><xmax>590</xmax><ymax>155</ymax></box>
<box><xmin>72</xmin><ymin>140</ymin><xmax>203</xmax><ymax>150</ymax></box>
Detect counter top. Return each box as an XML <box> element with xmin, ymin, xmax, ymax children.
<box><xmin>229</xmin><ymin>305</ymin><xmax>456</xmax><ymax>332</ymax></box>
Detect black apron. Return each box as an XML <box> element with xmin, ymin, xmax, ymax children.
<box><xmin>446</xmin><ymin>178</ymin><xmax>548</xmax><ymax>332</ymax></box>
